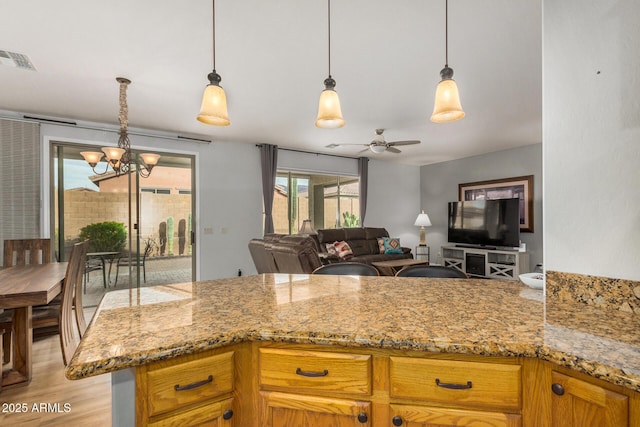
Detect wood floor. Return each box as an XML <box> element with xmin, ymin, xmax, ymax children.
<box><xmin>0</xmin><ymin>332</ymin><xmax>111</xmax><ymax>426</ymax></box>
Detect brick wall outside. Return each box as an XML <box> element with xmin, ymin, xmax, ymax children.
<box><xmin>63</xmin><ymin>190</ymin><xmax>191</xmax><ymax>255</ymax></box>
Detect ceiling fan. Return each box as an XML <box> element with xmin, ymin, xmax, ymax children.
<box><xmin>327</xmin><ymin>129</ymin><xmax>421</xmax><ymax>154</ymax></box>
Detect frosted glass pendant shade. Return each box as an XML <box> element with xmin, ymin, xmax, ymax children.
<box><xmin>140</xmin><ymin>153</ymin><xmax>161</xmax><ymax>167</ymax></box>
<box><xmin>197</xmin><ymin>83</ymin><xmax>230</xmax><ymax>126</ymax></box>
<box><xmin>315</xmin><ymin>88</ymin><xmax>345</xmax><ymax>129</ymax></box>
<box><xmin>80</xmin><ymin>151</ymin><xmax>104</xmax><ymax>167</ymax></box>
<box><xmin>101</xmin><ymin>147</ymin><xmax>126</xmax><ymax>162</ymax></box>
<box><xmin>431</xmin><ymin>77</ymin><xmax>465</xmax><ymax>123</ymax></box>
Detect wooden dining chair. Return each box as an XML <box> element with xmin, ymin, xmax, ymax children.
<box><xmin>1</xmin><ymin>238</ymin><xmax>53</xmax><ymax>364</ymax></box>
<box><xmin>3</xmin><ymin>238</ymin><xmax>52</xmax><ymax>267</ymax></box>
<box><xmin>59</xmin><ymin>240</ymin><xmax>89</xmax><ymax>365</ymax></box>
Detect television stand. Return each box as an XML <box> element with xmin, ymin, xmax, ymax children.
<box><xmin>442</xmin><ymin>245</ymin><xmax>530</xmax><ymax>281</ymax></box>
<box><xmin>455</xmin><ymin>244</ymin><xmax>497</xmax><ymax>250</ymax></box>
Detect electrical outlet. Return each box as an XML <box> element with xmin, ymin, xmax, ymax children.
<box><xmin>204</xmin><ymin>227</ymin><xmax>213</xmax><ymax>235</ymax></box>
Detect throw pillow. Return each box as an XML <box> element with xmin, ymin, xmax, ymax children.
<box><xmin>376</xmin><ymin>238</ymin><xmax>385</xmax><ymax>254</ymax></box>
<box><xmin>382</xmin><ymin>237</ymin><xmax>403</xmax><ymax>254</ymax></box>
<box><xmin>331</xmin><ymin>240</ymin><xmax>353</xmax><ymax>260</ymax></box>
<box><xmin>325</xmin><ymin>243</ymin><xmax>338</xmax><ymax>256</ymax></box>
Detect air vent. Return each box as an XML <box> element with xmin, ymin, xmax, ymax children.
<box><xmin>0</xmin><ymin>50</ymin><xmax>36</xmax><ymax>71</ymax></box>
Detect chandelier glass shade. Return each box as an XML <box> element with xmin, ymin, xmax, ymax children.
<box><xmin>80</xmin><ymin>77</ymin><xmax>160</xmax><ymax>178</ymax></box>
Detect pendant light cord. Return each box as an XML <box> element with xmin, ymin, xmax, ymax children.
<box><xmin>327</xmin><ymin>0</ymin><xmax>332</xmax><ymax>77</ymax></box>
<box><xmin>445</xmin><ymin>0</ymin><xmax>449</xmax><ymax>66</ymax></box>
<box><xmin>212</xmin><ymin>0</ymin><xmax>217</xmax><ymax>70</ymax></box>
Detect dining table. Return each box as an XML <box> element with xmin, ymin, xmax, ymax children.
<box><xmin>0</xmin><ymin>262</ymin><xmax>68</xmax><ymax>389</ymax></box>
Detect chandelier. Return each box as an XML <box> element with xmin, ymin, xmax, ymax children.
<box><xmin>81</xmin><ymin>77</ymin><xmax>160</xmax><ymax>178</ymax></box>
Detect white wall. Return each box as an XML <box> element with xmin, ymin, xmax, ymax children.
<box><xmin>365</xmin><ymin>159</ymin><xmax>422</xmax><ymax>251</ymax></box>
<box><xmin>419</xmin><ymin>144</ymin><xmax>543</xmax><ymax>269</ymax></box>
<box><xmin>544</xmin><ymin>0</ymin><xmax>640</xmax><ymax>281</ymax></box>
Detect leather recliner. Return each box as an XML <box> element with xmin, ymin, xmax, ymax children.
<box><xmin>269</xmin><ymin>235</ymin><xmax>322</xmax><ymax>274</ymax></box>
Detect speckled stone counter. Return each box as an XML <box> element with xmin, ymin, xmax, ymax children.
<box><xmin>65</xmin><ymin>274</ymin><xmax>640</xmax><ymax>393</ymax></box>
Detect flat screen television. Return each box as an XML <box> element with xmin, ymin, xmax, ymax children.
<box><xmin>448</xmin><ymin>199</ymin><xmax>520</xmax><ymax>249</ymax></box>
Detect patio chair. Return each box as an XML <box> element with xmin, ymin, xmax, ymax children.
<box><xmin>114</xmin><ymin>239</ymin><xmax>153</xmax><ymax>286</ymax></box>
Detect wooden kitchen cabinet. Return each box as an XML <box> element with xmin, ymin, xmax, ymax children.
<box><xmin>550</xmin><ymin>371</ymin><xmax>628</xmax><ymax>427</ymax></box>
<box><xmin>389</xmin><ymin>404</ymin><xmax>521</xmax><ymax>427</ymax></box>
<box><xmin>136</xmin><ymin>348</ymin><xmax>238</xmax><ymax>426</ymax></box>
<box><xmin>261</xmin><ymin>391</ymin><xmax>371</xmax><ymax>426</ymax></box>
<box><xmin>258</xmin><ymin>347</ymin><xmax>373</xmax><ymax>426</ymax></box>
<box><xmin>131</xmin><ymin>342</ymin><xmax>640</xmax><ymax>427</ymax></box>
<box><xmin>388</xmin><ymin>356</ymin><xmax>522</xmax><ymax>427</ymax></box>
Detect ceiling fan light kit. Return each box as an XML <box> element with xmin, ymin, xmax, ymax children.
<box><xmin>197</xmin><ymin>0</ymin><xmax>231</xmax><ymax>126</ymax></box>
<box><xmin>431</xmin><ymin>0</ymin><xmax>465</xmax><ymax>123</ymax></box>
<box><xmin>316</xmin><ymin>0</ymin><xmax>345</xmax><ymax>129</ymax></box>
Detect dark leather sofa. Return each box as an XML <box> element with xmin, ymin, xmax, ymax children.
<box><xmin>248</xmin><ymin>234</ymin><xmax>321</xmax><ymax>274</ymax></box>
<box><xmin>248</xmin><ymin>227</ymin><xmax>412</xmax><ymax>275</ymax></box>
<box><xmin>316</xmin><ymin>227</ymin><xmax>412</xmax><ymax>263</ymax></box>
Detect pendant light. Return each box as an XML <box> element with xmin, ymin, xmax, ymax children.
<box><xmin>431</xmin><ymin>0</ymin><xmax>465</xmax><ymax>123</ymax></box>
<box><xmin>197</xmin><ymin>0</ymin><xmax>230</xmax><ymax>126</ymax></box>
<box><xmin>315</xmin><ymin>0</ymin><xmax>345</xmax><ymax>129</ymax></box>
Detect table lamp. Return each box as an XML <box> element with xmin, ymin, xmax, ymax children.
<box><xmin>414</xmin><ymin>210</ymin><xmax>432</xmax><ymax>246</ymax></box>
<box><xmin>298</xmin><ymin>219</ymin><xmax>317</xmax><ymax>235</ymax></box>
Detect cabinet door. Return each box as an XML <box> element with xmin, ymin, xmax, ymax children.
<box><xmin>261</xmin><ymin>391</ymin><xmax>371</xmax><ymax>427</ymax></box>
<box><xmin>390</xmin><ymin>404</ymin><xmax>521</xmax><ymax>427</ymax></box>
<box><xmin>147</xmin><ymin>397</ymin><xmax>234</xmax><ymax>427</ymax></box>
<box><xmin>551</xmin><ymin>371</ymin><xmax>628</xmax><ymax>427</ymax></box>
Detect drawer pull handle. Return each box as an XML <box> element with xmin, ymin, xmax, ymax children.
<box><xmin>357</xmin><ymin>412</ymin><xmax>368</xmax><ymax>423</ymax></box>
<box><xmin>435</xmin><ymin>378</ymin><xmax>473</xmax><ymax>390</ymax></box>
<box><xmin>392</xmin><ymin>415</ymin><xmax>403</xmax><ymax>426</ymax></box>
<box><xmin>223</xmin><ymin>409</ymin><xmax>234</xmax><ymax>420</ymax></box>
<box><xmin>296</xmin><ymin>367</ymin><xmax>329</xmax><ymax>377</ymax></box>
<box><xmin>174</xmin><ymin>375</ymin><xmax>213</xmax><ymax>392</ymax></box>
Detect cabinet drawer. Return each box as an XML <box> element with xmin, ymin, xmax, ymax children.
<box><xmin>259</xmin><ymin>348</ymin><xmax>371</xmax><ymax>395</ymax></box>
<box><xmin>390</xmin><ymin>357</ymin><xmax>521</xmax><ymax>410</ymax></box>
<box><xmin>391</xmin><ymin>403</ymin><xmax>521</xmax><ymax>427</ymax></box>
<box><xmin>147</xmin><ymin>397</ymin><xmax>234</xmax><ymax>427</ymax></box>
<box><xmin>146</xmin><ymin>351</ymin><xmax>234</xmax><ymax>417</ymax></box>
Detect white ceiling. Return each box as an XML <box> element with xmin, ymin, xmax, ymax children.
<box><xmin>0</xmin><ymin>0</ymin><xmax>541</xmax><ymax>166</ymax></box>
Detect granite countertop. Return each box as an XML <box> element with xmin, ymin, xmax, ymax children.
<box><xmin>65</xmin><ymin>274</ymin><xmax>640</xmax><ymax>392</ymax></box>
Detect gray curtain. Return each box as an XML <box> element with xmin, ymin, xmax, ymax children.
<box><xmin>260</xmin><ymin>144</ymin><xmax>278</xmax><ymax>234</ymax></box>
<box><xmin>358</xmin><ymin>157</ymin><xmax>369</xmax><ymax>226</ymax></box>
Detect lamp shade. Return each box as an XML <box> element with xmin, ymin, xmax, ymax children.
<box><xmin>431</xmin><ymin>77</ymin><xmax>465</xmax><ymax>123</ymax></box>
<box><xmin>414</xmin><ymin>211</ymin><xmax>432</xmax><ymax>227</ymax></box>
<box><xmin>197</xmin><ymin>83</ymin><xmax>231</xmax><ymax>126</ymax></box>
<box><xmin>298</xmin><ymin>219</ymin><xmax>317</xmax><ymax>235</ymax></box>
<box><xmin>315</xmin><ymin>88</ymin><xmax>345</xmax><ymax>129</ymax></box>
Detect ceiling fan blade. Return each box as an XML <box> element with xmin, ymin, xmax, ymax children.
<box><xmin>358</xmin><ymin>147</ymin><xmax>370</xmax><ymax>153</ymax></box>
<box><xmin>386</xmin><ymin>146</ymin><xmax>402</xmax><ymax>154</ymax></box>
<box><xmin>387</xmin><ymin>140</ymin><xmax>421</xmax><ymax>147</ymax></box>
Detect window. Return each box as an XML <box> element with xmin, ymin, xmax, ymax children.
<box><xmin>273</xmin><ymin>171</ymin><xmax>359</xmax><ymax>234</ymax></box>
<box><xmin>140</xmin><ymin>188</ymin><xmax>170</xmax><ymax>195</ymax></box>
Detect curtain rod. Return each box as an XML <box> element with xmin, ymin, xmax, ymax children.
<box><xmin>255</xmin><ymin>144</ymin><xmax>365</xmax><ymax>161</ymax></box>
<box><xmin>0</xmin><ymin>114</ymin><xmax>212</xmax><ymax>144</ymax></box>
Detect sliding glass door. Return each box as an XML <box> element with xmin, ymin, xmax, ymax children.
<box><xmin>51</xmin><ymin>143</ymin><xmax>195</xmax><ymax>307</ymax></box>
<box><xmin>274</xmin><ymin>171</ymin><xmax>359</xmax><ymax>234</ymax></box>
